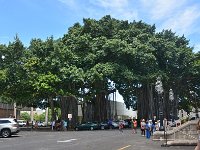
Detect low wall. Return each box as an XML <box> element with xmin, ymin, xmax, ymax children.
<box><xmin>0</xmin><ymin>108</ymin><xmax>14</xmax><ymax>118</ymax></box>
<box><xmin>153</xmin><ymin>120</ymin><xmax>198</xmax><ymax>142</ymax></box>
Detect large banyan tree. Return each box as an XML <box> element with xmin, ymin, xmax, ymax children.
<box><xmin>0</xmin><ymin>16</ymin><xmax>199</xmax><ymax>125</ymax></box>
<box><xmin>61</xmin><ymin>15</ymin><xmax>196</xmax><ymax>121</ymax></box>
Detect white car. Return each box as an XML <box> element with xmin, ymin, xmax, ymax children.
<box><xmin>38</xmin><ymin>122</ymin><xmax>45</xmax><ymax>127</ymax></box>
<box><xmin>0</xmin><ymin>118</ymin><xmax>20</xmax><ymax>138</ymax></box>
<box><xmin>17</xmin><ymin>120</ymin><xmax>26</xmax><ymax>127</ymax></box>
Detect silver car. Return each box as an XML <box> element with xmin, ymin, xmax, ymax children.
<box><xmin>0</xmin><ymin>118</ymin><xmax>20</xmax><ymax>138</ymax></box>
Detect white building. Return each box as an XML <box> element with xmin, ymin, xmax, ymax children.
<box><xmin>78</xmin><ymin>101</ymin><xmax>137</xmax><ymax>120</ymax></box>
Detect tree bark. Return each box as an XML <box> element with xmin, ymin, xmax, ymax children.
<box><xmin>60</xmin><ymin>96</ymin><xmax>78</xmax><ymax>128</ymax></box>
<box><xmin>49</xmin><ymin>96</ymin><xmax>56</xmax><ymax>121</ymax></box>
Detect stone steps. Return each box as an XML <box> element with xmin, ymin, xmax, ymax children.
<box><xmin>153</xmin><ymin>120</ymin><xmax>198</xmax><ymax>146</ymax></box>
<box><xmin>167</xmin><ymin>140</ymin><xmax>197</xmax><ymax>146</ymax></box>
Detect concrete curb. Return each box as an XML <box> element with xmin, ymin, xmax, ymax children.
<box><xmin>167</xmin><ymin>140</ymin><xmax>197</xmax><ymax>146</ymax></box>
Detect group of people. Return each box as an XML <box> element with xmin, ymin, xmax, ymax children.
<box><xmin>139</xmin><ymin>118</ymin><xmax>159</xmax><ymax>139</ymax></box>
<box><xmin>51</xmin><ymin>119</ymin><xmax>68</xmax><ymax>131</ymax></box>
<box><xmin>117</xmin><ymin>117</ymin><xmax>159</xmax><ymax>138</ymax></box>
<box><xmin>129</xmin><ymin>116</ymin><xmax>160</xmax><ymax>139</ymax></box>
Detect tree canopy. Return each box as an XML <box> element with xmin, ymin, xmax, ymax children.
<box><xmin>0</xmin><ymin>15</ymin><xmax>199</xmax><ymax>123</ymax></box>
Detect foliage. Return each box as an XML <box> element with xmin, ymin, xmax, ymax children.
<box><xmin>0</xmin><ymin>16</ymin><xmax>199</xmax><ymax>121</ymax></box>
<box><xmin>34</xmin><ymin>112</ymin><xmax>45</xmax><ymax>122</ymax></box>
<box><xmin>20</xmin><ymin>112</ymin><xmax>31</xmax><ymax>121</ymax></box>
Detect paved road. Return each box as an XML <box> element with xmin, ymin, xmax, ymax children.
<box><xmin>0</xmin><ymin>129</ymin><xmax>195</xmax><ymax>150</ymax></box>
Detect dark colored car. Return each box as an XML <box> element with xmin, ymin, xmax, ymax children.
<box><xmin>110</xmin><ymin>121</ymin><xmax>119</xmax><ymax>129</ymax></box>
<box><xmin>99</xmin><ymin>122</ymin><xmax>109</xmax><ymax>130</ymax></box>
<box><xmin>124</xmin><ymin>119</ymin><xmax>132</xmax><ymax>128</ymax></box>
<box><xmin>75</xmin><ymin>122</ymin><xmax>99</xmax><ymax>131</ymax></box>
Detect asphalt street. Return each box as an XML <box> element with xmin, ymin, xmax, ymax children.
<box><xmin>0</xmin><ymin>129</ymin><xmax>195</xmax><ymax>150</ymax></box>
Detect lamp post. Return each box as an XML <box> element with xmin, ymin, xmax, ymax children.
<box><xmin>190</xmin><ymin>91</ymin><xmax>199</xmax><ymax>119</ymax></box>
<box><xmin>169</xmin><ymin>89</ymin><xmax>174</xmax><ymax>123</ymax></box>
<box><xmin>155</xmin><ymin>76</ymin><xmax>164</xmax><ymax>130</ymax></box>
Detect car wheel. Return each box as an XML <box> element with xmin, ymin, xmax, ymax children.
<box><xmin>90</xmin><ymin>127</ymin><xmax>94</xmax><ymax>130</ymax></box>
<box><xmin>101</xmin><ymin>126</ymin><xmax>104</xmax><ymax>130</ymax></box>
<box><xmin>1</xmin><ymin>129</ymin><xmax>11</xmax><ymax>138</ymax></box>
<box><xmin>75</xmin><ymin>127</ymin><xmax>79</xmax><ymax>131</ymax></box>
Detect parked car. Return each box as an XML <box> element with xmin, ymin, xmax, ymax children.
<box><xmin>75</xmin><ymin>122</ymin><xmax>99</xmax><ymax>131</ymax></box>
<box><xmin>110</xmin><ymin>121</ymin><xmax>119</xmax><ymax>129</ymax></box>
<box><xmin>99</xmin><ymin>122</ymin><xmax>109</xmax><ymax>130</ymax></box>
<box><xmin>123</xmin><ymin>120</ymin><xmax>130</xmax><ymax>128</ymax></box>
<box><xmin>0</xmin><ymin>118</ymin><xmax>20</xmax><ymax>138</ymax></box>
<box><xmin>115</xmin><ymin>120</ymin><xmax>129</xmax><ymax>128</ymax></box>
<box><xmin>38</xmin><ymin>121</ymin><xmax>45</xmax><ymax>127</ymax></box>
<box><xmin>124</xmin><ymin>119</ymin><xmax>132</xmax><ymax>128</ymax></box>
<box><xmin>17</xmin><ymin>120</ymin><xmax>26</xmax><ymax>127</ymax></box>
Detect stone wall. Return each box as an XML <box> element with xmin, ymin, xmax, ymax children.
<box><xmin>153</xmin><ymin>120</ymin><xmax>198</xmax><ymax>141</ymax></box>
<box><xmin>0</xmin><ymin>108</ymin><xmax>14</xmax><ymax>118</ymax></box>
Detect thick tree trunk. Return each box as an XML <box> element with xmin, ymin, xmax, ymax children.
<box><xmin>137</xmin><ymin>86</ymin><xmax>147</xmax><ymax>120</ymax></box>
<box><xmin>49</xmin><ymin>96</ymin><xmax>56</xmax><ymax>121</ymax></box>
<box><xmin>84</xmin><ymin>102</ymin><xmax>94</xmax><ymax>122</ymax></box>
<box><xmin>60</xmin><ymin>96</ymin><xmax>78</xmax><ymax>128</ymax></box>
<box><xmin>81</xmin><ymin>103</ymin><xmax>85</xmax><ymax>123</ymax></box>
<box><xmin>94</xmin><ymin>92</ymin><xmax>108</xmax><ymax>122</ymax></box>
<box><xmin>138</xmin><ymin>84</ymin><xmax>156</xmax><ymax>120</ymax></box>
<box><xmin>60</xmin><ymin>96</ymin><xmax>67</xmax><ymax>120</ymax></box>
<box><xmin>147</xmin><ymin>83</ymin><xmax>154</xmax><ymax>119</ymax></box>
<box><xmin>107</xmin><ymin>95</ymin><xmax>111</xmax><ymax>120</ymax></box>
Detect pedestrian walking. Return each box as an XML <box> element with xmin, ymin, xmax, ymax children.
<box><xmin>149</xmin><ymin>120</ymin><xmax>153</xmax><ymax>135</ymax></box>
<box><xmin>55</xmin><ymin>119</ymin><xmax>61</xmax><ymax>131</ymax></box>
<box><xmin>132</xmin><ymin>118</ymin><xmax>137</xmax><ymax>134</ymax></box>
<box><xmin>26</xmin><ymin>120</ymin><xmax>29</xmax><ymax>127</ymax></box>
<box><xmin>156</xmin><ymin>120</ymin><xmax>160</xmax><ymax>131</ymax></box>
<box><xmin>63</xmin><ymin>120</ymin><xmax>67</xmax><ymax>131</ymax></box>
<box><xmin>152</xmin><ymin>116</ymin><xmax>157</xmax><ymax>134</ymax></box>
<box><xmin>34</xmin><ymin>121</ymin><xmax>38</xmax><ymax>129</ymax></box>
<box><xmin>51</xmin><ymin>120</ymin><xmax>55</xmax><ymax>131</ymax></box>
<box><xmin>145</xmin><ymin>120</ymin><xmax>151</xmax><ymax>139</ymax></box>
<box><xmin>140</xmin><ymin>119</ymin><xmax>145</xmax><ymax>136</ymax></box>
<box><xmin>108</xmin><ymin>119</ymin><xmax>113</xmax><ymax>129</ymax></box>
<box><xmin>119</xmin><ymin>121</ymin><xmax>123</xmax><ymax>132</ymax></box>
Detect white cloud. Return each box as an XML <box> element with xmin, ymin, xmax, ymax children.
<box><xmin>57</xmin><ymin>0</ymin><xmax>77</xmax><ymax>9</ymax></box>
<box><xmin>161</xmin><ymin>6</ymin><xmax>200</xmax><ymax>35</ymax></box>
<box><xmin>89</xmin><ymin>0</ymin><xmax>138</xmax><ymax>21</ymax></box>
<box><xmin>193</xmin><ymin>44</ymin><xmax>200</xmax><ymax>53</ymax></box>
<box><xmin>140</xmin><ymin>0</ymin><xmax>187</xmax><ymax>20</ymax></box>
<box><xmin>91</xmin><ymin>0</ymin><xmax>129</xmax><ymax>10</ymax></box>
<box><xmin>139</xmin><ymin>0</ymin><xmax>200</xmax><ymax>38</ymax></box>
<box><xmin>151</xmin><ymin>1</ymin><xmax>179</xmax><ymax>20</ymax></box>
<box><xmin>57</xmin><ymin>0</ymin><xmax>200</xmax><ymax>40</ymax></box>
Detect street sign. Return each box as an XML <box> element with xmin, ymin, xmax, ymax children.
<box><xmin>68</xmin><ymin>114</ymin><xmax>72</xmax><ymax>119</ymax></box>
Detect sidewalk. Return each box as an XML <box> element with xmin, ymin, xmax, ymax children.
<box><xmin>140</xmin><ymin>139</ymin><xmax>195</xmax><ymax>150</ymax></box>
<box><xmin>20</xmin><ymin>126</ymin><xmax>52</xmax><ymax>131</ymax></box>
<box><xmin>123</xmin><ymin>129</ymin><xmax>196</xmax><ymax>150</ymax></box>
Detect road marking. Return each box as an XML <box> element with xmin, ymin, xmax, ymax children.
<box><xmin>117</xmin><ymin>145</ymin><xmax>131</xmax><ymax>150</ymax></box>
<box><xmin>57</xmin><ymin>139</ymin><xmax>77</xmax><ymax>143</ymax></box>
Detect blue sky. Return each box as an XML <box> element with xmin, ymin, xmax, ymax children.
<box><xmin>0</xmin><ymin>0</ymin><xmax>200</xmax><ymax>52</ymax></box>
